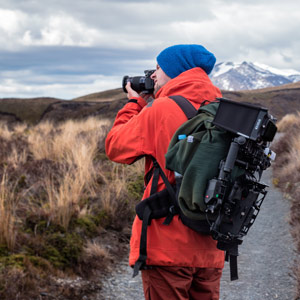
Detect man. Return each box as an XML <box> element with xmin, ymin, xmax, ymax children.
<box><xmin>105</xmin><ymin>44</ymin><xmax>225</xmax><ymax>300</ymax></box>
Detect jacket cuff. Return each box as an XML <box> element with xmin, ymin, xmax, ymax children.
<box><xmin>128</xmin><ymin>97</ymin><xmax>147</xmax><ymax>108</ymax></box>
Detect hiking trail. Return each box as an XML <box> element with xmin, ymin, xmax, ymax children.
<box><xmin>97</xmin><ymin>167</ymin><xmax>296</xmax><ymax>300</ymax></box>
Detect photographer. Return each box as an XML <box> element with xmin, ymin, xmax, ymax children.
<box><xmin>105</xmin><ymin>44</ymin><xmax>224</xmax><ymax>300</ymax></box>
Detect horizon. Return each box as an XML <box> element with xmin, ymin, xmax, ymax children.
<box><xmin>0</xmin><ymin>0</ymin><xmax>300</xmax><ymax>99</ymax></box>
<box><xmin>2</xmin><ymin>69</ymin><xmax>300</xmax><ymax>101</ymax></box>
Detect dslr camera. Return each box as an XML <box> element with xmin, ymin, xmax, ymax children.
<box><xmin>122</xmin><ymin>70</ymin><xmax>155</xmax><ymax>94</ymax></box>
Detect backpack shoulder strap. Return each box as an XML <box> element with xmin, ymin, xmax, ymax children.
<box><xmin>133</xmin><ymin>95</ymin><xmax>198</xmax><ymax>278</ymax></box>
<box><xmin>169</xmin><ymin>95</ymin><xmax>197</xmax><ymax>120</ymax></box>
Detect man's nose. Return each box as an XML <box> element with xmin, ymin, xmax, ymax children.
<box><xmin>151</xmin><ymin>72</ymin><xmax>156</xmax><ymax>79</ymax></box>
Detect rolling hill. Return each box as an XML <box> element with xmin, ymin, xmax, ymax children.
<box><xmin>0</xmin><ymin>81</ymin><xmax>299</xmax><ymax>124</ymax></box>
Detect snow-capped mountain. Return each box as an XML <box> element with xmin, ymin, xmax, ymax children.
<box><xmin>209</xmin><ymin>61</ymin><xmax>300</xmax><ymax>91</ymax></box>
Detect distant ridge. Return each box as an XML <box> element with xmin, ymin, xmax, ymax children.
<box><xmin>72</xmin><ymin>88</ymin><xmax>125</xmax><ymax>102</ymax></box>
<box><xmin>238</xmin><ymin>80</ymin><xmax>300</xmax><ymax>93</ymax></box>
<box><xmin>0</xmin><ymin>83</ymin><xmax>298</xmax><ymax>124</ymax></box>
<box><xmin>0</xmin><ymin>89</ymin><xmax>128</xmax><ymax>124</ymax></box>
<box><xmin>210</xmin><ymin>61</ymin><xmax>300</xmax><ymax>91</ymax></box>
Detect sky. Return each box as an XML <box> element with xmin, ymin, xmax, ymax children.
<box><xmin>0</xmin><ymin>0</ymin><xmax>300</xmax><ymax>99</ymax></box>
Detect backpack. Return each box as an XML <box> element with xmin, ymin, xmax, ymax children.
<box><xmin>133</xmin><ymin>95</ymin><xmax>277</xmax><ymax>280</ymax></box>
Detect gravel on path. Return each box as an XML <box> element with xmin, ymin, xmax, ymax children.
<box><xmin>98</xmin><ymin>168</ymin><xmax>296</xmax><ymax>300</ymax></box>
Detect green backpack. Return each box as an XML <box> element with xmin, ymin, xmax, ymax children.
<box><xmin>134</xmin><ymin>95</ymin><xmax>275</xmax><ymax>281</ymax></box>
<box><xmin>165</xmin><ymin>99</ymin><xmax>240</xmax><ymax>220</ymax></box>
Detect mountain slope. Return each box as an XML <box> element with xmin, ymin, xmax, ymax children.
<box><xmin>210</xmin><ymin>61</ymin><xmax>300</xmax><ymax>91</ymax></box>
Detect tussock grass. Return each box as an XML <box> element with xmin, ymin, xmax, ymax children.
<box><xmin>276</xmin><ymin>147</ymin><xmax>300</xmax><ymax>179</ymax></box>
<box><xmin>291</xmin><ymin>134</ymin><xmax>300</xmax><ymax>152</ymax></box>
<box><xmin>6</xmin><ymin>146</ymin><xmax>28</xmax><ymax>170</ymax></box>
<box><xmin>277</xmin><ymin>111</ymin><xmax>300</xmax><ymax>132</ymax></box>
<box><xmin>28</xmin><ymin>117</ymin><xmax>110</xmax><ymax>161</ymax></box>
<box><xmin>27</xmin><ymin>117</ymin><xmax>115</xmax><ymax>229</ymax></box>
<box><xmin>0</xmin><ymin>123</ymin><xmax>12</xmax><ymax>140</ymax></box>
<box><xmin>0</xmin><ymin>171</ymin><xmax>19</xmax><ymax>250</ymax></box>
<box><xmin>272</xmin><ymin>114</ymin><xmax>300</xmax><ymax>298</ymax></box>
<box><xmin>102</xmin><ymin>164</ymin><xmax>127</xmax><ymax>212</ymax></box>
<box><xmin>26</xmin><ymin>117</ymin><xmax>112</xmax><ymax>229</ymax></box>
<box><xmin>0</xmin><ymin>116</ymin><xmax>144</xmax><ymax>299</ymax></box>
<box><xmin>44</xmin><ymin>172</ymin><xmax>84</xmax><ymax>229</ymax></box>
<box><xmin>12</xmin><ymin>123</ymin><xmax>28</xmax><ymax>135</ymax></box>
<box><xmin>80</xmin><ymin>240</ymin><xmax>112</xmax><ymax>276</ymax></box>
<box><xmin>83</xmin><ymin>240</ymin><xmax>111</xmax><ymax>259</ymax></box>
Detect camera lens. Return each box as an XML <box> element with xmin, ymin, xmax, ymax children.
<box><xmin>131</xmin><ymin>76</ymin><xmax>145</xmax><ymax>92</ymax></box>
<box><xmin>121</xmin><ymin>71</ymin><xmax>154</xmax><ymax>94</ymax></box>
<box><xmin>122</xmin><ymin>76</ymin><xmax>130</xmax><ymax>93</ymax></box>
<box><xmin>122</xmin><ymin>76</ymin><xmax>146</xmax><ymax>93</ymax></box>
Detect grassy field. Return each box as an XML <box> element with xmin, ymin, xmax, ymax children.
<box><xmin>0</xmin><ymin>117</ymin><xmax>144</xmax><ymax>299</ymax></box>
<box><xmin>72</xmin><ymin>88</ymin><xmax>125</xmax><ymax>102</ymax></box>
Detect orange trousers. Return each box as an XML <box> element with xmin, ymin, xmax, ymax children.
<box><xmin>141</xmin><ymin>266</ymin><xmax>222</xmax><ymax>300</ymax></box>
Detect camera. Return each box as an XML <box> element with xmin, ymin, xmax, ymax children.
<box><xmin>122</xmin><ymin>69</ymin><xmax>155</xmax><ymax>94</ymax></box>
<box><xmin>204</xmin><ymin>98</ymin><xmax>277</xmax><ymax>252</ymax></box>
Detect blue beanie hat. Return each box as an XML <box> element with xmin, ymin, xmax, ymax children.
<box><xmin>156</xmin><ymin>44</ymin><xmax>216</xmax><ymax>78</ymax></box>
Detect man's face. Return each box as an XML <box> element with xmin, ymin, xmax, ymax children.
<box><xmin>151</xmin><ymin>65</ymin><xmax>171</xmax><ymax>95</ymax></box>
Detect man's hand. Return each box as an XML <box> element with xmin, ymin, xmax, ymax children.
<box><xmin>126</xmin><ymin>82</ymin><xmax>140</xmax><ymax>99</ymax></box>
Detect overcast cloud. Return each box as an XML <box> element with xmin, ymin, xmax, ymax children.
<box><xmin>0</xmin><ymin>0</ymin><xmax>299</xmax><ymax>99</ymax></box>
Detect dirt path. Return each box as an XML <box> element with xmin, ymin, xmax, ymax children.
<box><xmin>97</xmin><ymin>168</ymin><xmax>296</xmax><ymax>299</ymax></box>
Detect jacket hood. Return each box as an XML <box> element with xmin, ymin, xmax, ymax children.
<box><xmin>155</xmin><ymin>67</ymin><xmax>221</xmax><ymax>104</ymax></box>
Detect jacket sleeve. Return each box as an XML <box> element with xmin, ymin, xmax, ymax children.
<box><xmin>105</xmin><ymin>97</ymin><xmax>157</xmax><ymax>164</ymax></box>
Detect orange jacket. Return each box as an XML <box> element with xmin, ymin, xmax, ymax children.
<box><xmin>105</xmin><ymin>67</ymin><xmax>225</xmax><ymax>268</ymax></box>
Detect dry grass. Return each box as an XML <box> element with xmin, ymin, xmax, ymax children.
<box><xmin>100</xmin><ymin>160</ymin><xmax>144</xmax><ymax>218</ymax></box>
<box><xmin>272</xmin><ymin>115</ymin><xmax>300</xmax><ymax>298</ymax></box>
<box><xmin>6</xmin><ymin>146</ymin><xmax>28</xmax><ymax>170</ymax></box>
<box><xmin>0</xmin><ymin>115</ymin><xmax>145</xmax><ymax>298</ymax></box>
<box><xmin>291</xmin><ymin>134</ymin><xmax>300</xmax><ymax>151</ymax></box>
<box><xmin>277</xmin><ymin>148</ymin><xmax>300</xmax><ymax>179</ymax></box>
<box><xmin>0</xmin><ymin>123</ymin><xmax>13</xmax><ymax>140</ymax></box>
<box><xmin>277</xmin><ymin>111</ymin><xmax>300</xmax><ymax>132</ymax></box>
<box><xmin>12</xmin><ymin>123</ymin><xmax>28</xmax><ymax>135</ymax></box>
<box><xmin>83</xmin><ymin>241</ymin><xmax>111</xmax><ymax>259</ymax></box>
<box><xmin>27</xmin><ymin>117</ymin><xmax>112</xmax><ymax>229</ymax></box>
<box><xmin>0</xmin><ymin>115</ymin><xmax>141</xmax><ymax>233</ymax></box>
<box><xmin>27</xmin><ymin>121</ymin><xmax>56</xmax><ymax>160</ymax></box>
<box><xmin>44</xmin><ymin>172</ymin><xmax>84</xmax><ymax>229</ymax></box>
<box><xmin>101</xmin><ymin>163</ymin><xmax>127</xmax><ymax>215</ymax></box>
<box><xmin>78</xmin><ymin>240</ymin><xmax>112</xmax><ymax>278</ymax></box>
<box><xmin>0</xmin><ymin>171</ymin><xmax>19</xmax><ymax>250</ymax></box>
<box><xmin>28</xmin><ymin>117</ymin><xmax>110</xmax><ymax>161</ymax></box>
